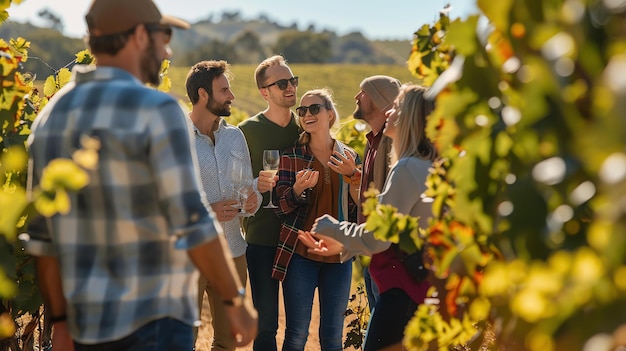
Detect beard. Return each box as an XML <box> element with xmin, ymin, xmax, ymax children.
<box><xmin>353</xmin><ymin>105</ymin><xmax>364</xmax><ymax>120</ymax></box>
<box><xmin>205</xmin><ymin>98</ymin><xmax>231</xmax><ymax>116</ymax></box>
<box><xmin>140</xmin><ymin>38</ymin><xmax>162</xmax><ymax>86</ymax></box>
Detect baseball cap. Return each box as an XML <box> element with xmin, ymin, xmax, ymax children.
<box><xmin>85</xmin><ymin>0</ymin><xmax>190</xmax><ymax>37</ymax></box>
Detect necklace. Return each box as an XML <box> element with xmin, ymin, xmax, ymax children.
<box><xmin>323</xmin><ymin>165</ymin><xmax>331</xmax><ymax>185</ymax></box>
<box><xmin>307</xmin><ymin>140</ymin><xmax>334</xmax><ymax>185</ymax></box>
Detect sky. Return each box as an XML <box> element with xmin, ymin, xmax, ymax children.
<box><xmin>6</xmin><ymin>0</ymin><xmax>479</xmax><ymax>40</ymax></box>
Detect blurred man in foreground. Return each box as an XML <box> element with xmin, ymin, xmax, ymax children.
<box><xmin>22</xmin><ymin>1</ymin><xmax>257</xmax><ymax>350</ymax></box>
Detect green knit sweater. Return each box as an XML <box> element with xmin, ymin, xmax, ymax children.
<box><xmin>238</xmin><ymin>112</ymin><xmax>300</xmax><ymax>247</ymax></box>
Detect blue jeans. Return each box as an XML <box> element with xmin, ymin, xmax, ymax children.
<box><xmin>282</xmin><ymin>253</ymin><xmax>352</xmax><ymax>351</ymax></box>
<box><xmin>363</xmin><ymin>266</ymin><xmax>379</xmax><ymax>313</ymax></box>
<box><xmin>246</xmin><ymin>244</ymin><xmax>280</xmax><ymax>351</ymax></box>
<box><xmin>73</xmin><ymin>318</ymin><xmax>192</xmax><ymax>351</ymax></box>
<box><xmin>363</xmin><ymin>288</ymin><xmax>417</xmax><ymax>351</ymax></box>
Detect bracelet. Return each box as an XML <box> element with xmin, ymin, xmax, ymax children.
<box><xmin>223</xmin><ymin>288</ymin><xmax>246</xmax><ymax>307</ymax></box>
<box><xmin>49</xmin><ymin>314</ymin><xmax>67</xmax><ymax>323</ymax></box>
<box><xmin>342</xmin><ymin>166</ymin><xmax>362</xmax><ymax>186</ymax></box>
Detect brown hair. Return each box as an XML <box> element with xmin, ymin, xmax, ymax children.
<box><xmin>185</xmin><ymin>60</ymin><xmax>232</xmax><ymax>105</ymax></box>
<box><xmin>87</xmin><ymin>26</ymin><xmax>135</xmax><ymax>55</ymax></box>
<box><xmin>254</xmin><ymin>55</ymin><xmax>288</xmax><ymax>89</ymax></box>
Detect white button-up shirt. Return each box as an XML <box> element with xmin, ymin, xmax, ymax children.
<box><xmin>191</xmin><ymin>118</ymin><xmax>261</xmax><ymax>258</ymax></box>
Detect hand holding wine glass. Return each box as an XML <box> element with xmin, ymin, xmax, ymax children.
<box><xmin>229</xmin><ymin>157</ymin><xmax>252</xmax><ymax>214</ymax></box>
<box><xmin>262</xmin><ymin>150</ymin><xmax>280</xmax><ymax>208</ymax></box>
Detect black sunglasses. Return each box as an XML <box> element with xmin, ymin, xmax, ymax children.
<box><xmin>296</xmin><ymin>104</ymin><xmax>325</xmax><ymax>117</ymax></box>
<box><xmin>263</xmin><ymin>76</ymin><xmax>299</xmax><ymax>90</ymax></box>
<box><xmin>144</xmin><ymin>24</ymin><xmax>173</xmax><ymax>43</ymax></box>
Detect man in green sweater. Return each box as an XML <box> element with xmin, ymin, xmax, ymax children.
<box><xmin>238</xmin><ymin>55</ymin><xmax>300</xmax><ymax>351</ymax></box>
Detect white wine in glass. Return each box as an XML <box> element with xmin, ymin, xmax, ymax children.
<box><xmin>263</xmin><ymin>150</ymin><xmax>280</xmax><ymax>209</ymax></box>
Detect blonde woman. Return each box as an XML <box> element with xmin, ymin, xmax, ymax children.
<box><xmin>273</xmin><ymin>88</ymin><xmax>361</xmax><ymax>350</ymax></box>
<box><xmin>298</xmin><ymin>84</ymin><xmax>437</xmax><ymax>350</ymax></box>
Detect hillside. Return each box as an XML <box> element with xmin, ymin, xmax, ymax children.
<box><xmin>1</xmin><ymin>15</ymin><xmax>412</xmax><ymax>78</ymax></box>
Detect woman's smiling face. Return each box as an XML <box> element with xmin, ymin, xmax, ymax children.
<box><xmin>297</xmin><ymin>95</ymin><xmax>331</xmax><ymax>134</ymax></box>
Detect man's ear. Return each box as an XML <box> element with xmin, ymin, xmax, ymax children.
<box><xmin>259</xmin><ymin>87</ymin><xmax>268</xmax><ymax>101</ymax></box>
<box><xmin>131</xmin><ymin>24</ymin><xmax>150</xmax><ymax>51</ymax></box>
<box><xmin>198</xmin><ymin>88</ymin><xmax>208</xmax><ymax>102</ymax></box>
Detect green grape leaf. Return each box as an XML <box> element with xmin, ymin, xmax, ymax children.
<box><xmin>478</xmin><ymin>0</ymin><xmax>513</xmax><ymax>32</ymax></box>
<box><xmin>446</xmin><ymin>16</ymin><xmax>479</xmax><ymax>56</ymax></box>
<box><xmin>494</xmin><ymin>131</ymin><xmax>513</xmax><ymax>157</ymax></box>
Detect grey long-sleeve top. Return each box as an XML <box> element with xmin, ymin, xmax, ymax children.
<box><xmin>314</xmin><ymin>156</ymin><xmax>433</xmax><ymax>261</ymax></box>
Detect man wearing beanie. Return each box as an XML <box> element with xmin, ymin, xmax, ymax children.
<box><xmin>22</xmin><ymin>0</ymin><xmax>257</xmax><ymax>350</ymax></box>
<box><xmin>353</xmin><ymin>75</ymin><xmax>401</xmax><ymax>313</ymax></box>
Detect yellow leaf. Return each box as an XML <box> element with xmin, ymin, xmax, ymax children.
<box><xmin>55</xmin><ymin>189</ymin><xmax>71</xmax><ymax>215</ymax></box>
<box><xmin>34</xmin><ymin>192</ymin><xmax>58</xmax><ymax>217</ymax></box>
<box><xmin>39</xmin><ymin>159</ymin><xmax>89</xmax><ymax>191</ymax></box>
<box><xmin>0</xmin><ymin>312</ymin><xmax>17</xmax><ymax>339</ymax></box>
<box><xmin>43</xmin><ymin>75</ymin><xmax>57</xmax><ymax>97</ymax></box>
<box><xmin>158</xmin><ymin>75</ymin><xmax>171</xmax><ymax>92</ymax></box>
<box><xmin>526</xmin><ymin>331</ymin><xmax>555</xmax><ymax>351</ymax></box>
<box><xmin>479</xmin><ymin>261</ymin><xmax>509</xmax><ymax>296</ymax></box>
<box><xmin>57</xmin><ymin>68</ymin><xmax>73</xmax><ymax>89</ymax></box>
<box><xmin>511</xmin><ymin>289</ymin><xmax>551</xmax><ymax>322</ymax></box>
<box><xmin>75</xmin><ymin>49</ymin><xmax>95</xmax><ymax>65</ymax></box>
<box><xmin>1</xmin><ymin>145</ymin><xmax>27</xmax><ymax>172</ymax></box>
<box><xmin>72</xmin><ymin>148</ymin><xmax>99</xmax><ymax>170</ymax></box>
<box><xmin>0</xmin><ymin>188</ymin><xmax>27</xmax><ymax>241</ymax></box>
<box><xmin>571</xmin><ymin>247</ymin><xmax>604</xmax><ymax>284</ymax></box>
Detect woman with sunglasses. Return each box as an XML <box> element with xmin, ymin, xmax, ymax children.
<box><xmin>297</xmin><ymin>84</ymin><xmax>437</xmax><ymax>350</ymax></box>
<box><xmin>271</xmin><ymin>88</ymin><xmax>361</xmax><ymax>350</ymax></box>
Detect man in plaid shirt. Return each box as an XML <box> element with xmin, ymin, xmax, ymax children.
<box><xmin>21</xmin><ymin>1</ymin><xmax>257</xmax><ymax>350</ymax></box>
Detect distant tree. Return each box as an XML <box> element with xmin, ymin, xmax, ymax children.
<box><xmin>221</xmin><ymin>11</ymin><xmax>241</xmax><ymax>22</ymax></box>
<box><xmin>330</xmin><ymin>32</ymin><xmax>378</xmax><ymax>63</ymax></box>
<box><xmin>231</xmin><ymin>30</ymin><xmax>266</xmax><ymax>64</ymax></box>
<box><xmin>37</xmin><ymin>8</ymin><xmax>63</xmax><ymax>33</ymax></box>
<box><xmin>179</xmin><ymin>39</ymin><xmax>239</xmax><ymax>66</ymax></box>
<box><xmin>273</xmin><ymin>30</ymin><xmax>331</xmax><ymax>63</ymax></box>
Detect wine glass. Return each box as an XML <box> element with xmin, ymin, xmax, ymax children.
<box><xmin>263</xmin><ymin>150</ymin><xmax>280</xmax><ymax>209</ymax></box>
<box><xmin>237</xmin><ymin>179</ymin><xmax>253</xmax><ymax>215</ymax></box>
<box><xmin>229</xmin><ymin>157</ymin><xmax>249</xmax><ymax>214</ymax></box>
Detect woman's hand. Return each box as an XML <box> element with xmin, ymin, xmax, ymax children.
<box><xmin>297</xmin><ymin>230</ymin><xmax>344</xmax><ymax>256</ymax></box>
<box><xmin>328</xmin><ymin>150</ymin><xmax>357</xmax><ymax>176</ymax></box>
<box><xmin>293</xmin><ymin>169</ymin><xmax>319</xmax><ymax>197</ymax></box>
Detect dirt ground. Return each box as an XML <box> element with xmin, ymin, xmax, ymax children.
<box><xmin>195</xmin><ymin>281</ymin><xmax>361</xmax><ymax>351</ymax></box>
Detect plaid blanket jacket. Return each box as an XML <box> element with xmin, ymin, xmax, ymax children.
<box><xmin>271</xmin><ymin>141</ymin><xmax>360</xmax><ymax>280</ymax></box>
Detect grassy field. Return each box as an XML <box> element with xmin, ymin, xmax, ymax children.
<box><xmin>168</xmin><ymin>63</ymin><xmax>418</xmax><ymax>120</ymax></box>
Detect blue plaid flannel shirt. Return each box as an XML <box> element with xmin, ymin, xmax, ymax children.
<box><xmin>22</xmin><ymin>66</ymin><xmax>221</xmax><ymax>344</ymax></box>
